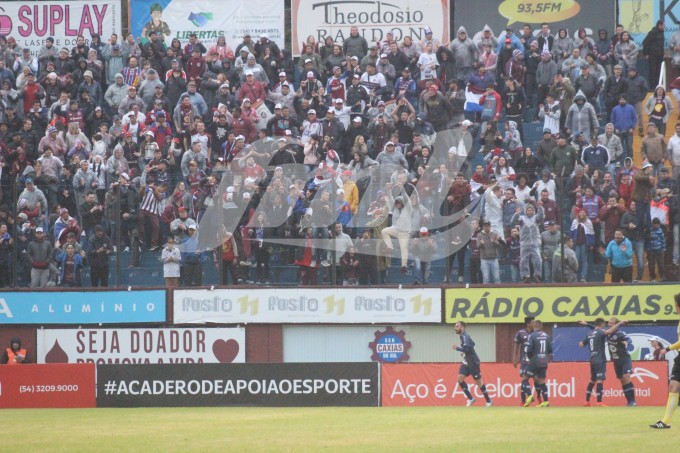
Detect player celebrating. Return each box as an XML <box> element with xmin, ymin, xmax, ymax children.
<box><xmin>579</xmin><ymin>317</ymin><xmax>634</xmax><ymax>406</ymax></box>
<box><xmin>526</xmin><ymin>320</ymin><xmax>552</xmax><ymax>407</ymax></box>
<box><xmin>606</xmin><ymin>317</ymin><xmax>637</xmax><ymax>407</ymax></box>
<box><xmin>578</xmin><ymin>318</ymin><xmax>608</xmax><ymax>406</ymax></box>
<box><xmin>513</xmin><ymin>316</ymin><xmax>536</xmax><ymax>406</ymax></box>
<box><xmin>453</xmin><ymin>321</ymin><xmax>493</xmax><ymax>407</ymax></box>
<box><xmin>650</xmin><ymin>293</ymin><xmax>680</xmax><ymax>429</ymax></box>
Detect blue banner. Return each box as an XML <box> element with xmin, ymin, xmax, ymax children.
<box><xmin>0</xmin><ymin>291</ymin><xmax>166</xmax><ymax>324</ymax></box>
<box><xmin>553</xmin><ymin>325</ymin><xmax>677</xmax><ymax>374</ymax></box>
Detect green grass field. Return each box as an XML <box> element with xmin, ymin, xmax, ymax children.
<box><xmin>4</xmin><ymin>406</ymin><xmax>676</xmax><ymax>452</ymax></box>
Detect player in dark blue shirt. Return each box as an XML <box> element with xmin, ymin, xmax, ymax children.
<box><xmin>453</xmin><ymin>321</ymin><xmax>493</xmax><ymax>407</ymax></box>
<box><xmin>604</xmin><ymin>317</ymin><xmax>636</xmax><ymax>406</ymax></box>
<box><xmin>578</xmin><ymin>318</ymin><xmax>609</xmax><ymax>406</ymax></box>
<box><xmin>513</xmin><ymin>316</ymin><xmax>535</xmax><ymax>406</ymax></box>
<box><xmin>526</xmin><ymin>320</ymin><xmax>553</xmax><ymax>407</ymax></box>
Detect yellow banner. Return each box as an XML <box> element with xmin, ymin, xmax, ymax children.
<box><xmin>445</xmin><ymin>285</ymin><xmax>679</xmax><ymax>323</ymax></box>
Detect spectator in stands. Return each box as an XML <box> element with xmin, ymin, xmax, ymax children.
<box><xmin>478</xmin><ymin>219</ymin><xmax>503</xmax><ymax>283</ymax></box>
<box><xmin>27</xmin><ymin>226</ymin><xmax>53</xmax><ymax>287</ymax></box>
<box><xmin>571</xmin><ymin>208</ymin><xmax>595</xmax><ymax>282</ymax></box>
<box><xmin>605</xmin><ymin>228</ymin><xmax>633</xmax><ymax>283</ymax></box>
<box><xmin>1</xmin><ymin>337</ymin><xmax>29</xmax><ymax>364</ymax></box>
<box><xmin>552</xmin><ymin>234</ymin><xmax>578</xmax><ymax>282</ymax></box>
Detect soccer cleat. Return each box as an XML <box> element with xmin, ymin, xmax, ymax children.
<box><xmin>650</xmin><ymin>421</ymin><xmax>671</xmax><ymax>429</ymax></box>
<box><xmin>524</xmin><ymin>394</ymin><xmax>534</xmax><ymax>407</ymax></box>
<box><xmin>583</xmin><ymin>402</ymin><xmax>591</xmax><ymax>407</ymax></box>
<box><xmin>466</xmin><ymin>398</ymin><xmax>476</xmax><ymax>407</ymax></box>
<box><xmin>594</xmin><ymin>402</ymin><xmax>608</xmax><ymax>407</ymax></box>
<box><xmin>627</xmin><ymin>401</ymin><xmax>637</xmax><ymax>407</ymax></box>
<box><xmin>538</xmin><ymin>401</ymin><xmax>550</xmax><ymax>407</ymax></box>
<box><xmin>485</xmin><ymin>401</ymin><xmax>493</xmax><ymax>407</ymax></box>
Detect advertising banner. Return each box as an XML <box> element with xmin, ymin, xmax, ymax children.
<box><xmin>291</xmin><ymin>0</ymin><xmax>450</xmax><ymax>56</ymax></box>
<box><xmin>445</xmin><ymin>285</ymin><xmax>678</xmax><ymax>324</ymax></box>
<box><xmin>97</xmin><ymin>362</ymin><xmax>379</xmax><ymax>407</ymax></box>
<box><xmin>0</xmin><ymin>290</ymin><xmax>166</xmax><ymax>325</ymax></box>
<box><xmin>37</xmin><ymin>327</ymin><xmax>245</xmax><ymax>364</ymax></box>
<box><xmin>0</xmin><ymin>364</ymin><xmax>96</xmax><ymax>408</ymax></box>
<box><xmin>174</xmin><ymin>287</ymin><xmax>440</xmax><ymax>324</ymax></box>
<box><xmin>382</xmin><ymin>361</ymin><xmax>669</xmax><ymax>407</ymax></box>
<box><xmin>0</xmin><ymin>1</ymin><xmax>121</xmax><ymax>55</ymax></box>
<box><xmin>619</xmin><ymin>0</ymin><xmax>675</xmax><ymax>45</ymax></box>
<box><xmin>454</xmin><ymin>0</ymin><xmax>615</xmax><ymax>45</ymax></box>
<box><xmin>129</xmin><ymin>0</ymin><xmax>284</xmax><ymax>49</ymax></box>
<box><xmin>552</xmin><ymin>325</ymin><xmax>678</xmax><ymax>373</ymax></box>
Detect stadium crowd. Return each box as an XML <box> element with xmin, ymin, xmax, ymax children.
<box><xmin>0</xmin><ymin>18</ymin><xmax>679</xmax><ymax>288</ymax></box>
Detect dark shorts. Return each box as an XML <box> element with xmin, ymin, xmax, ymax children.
<box><xmin>590</xmin><ymin>362</ymin><xmax>606</xmax><ymax>382</ymax></box>
<box><xmin>526</xmin><ymin>365</ymin><xmax>547</xmax><ymax>379</ymax></box>
<box><xmin>613</xmin><ymin>358</ymin><xmax>633</xmax><ymax>379</ymax></box>
<box><xmin>520</xmin><ymin>363</ymin><xmax>529</xmax><ymax>377</ymax></box>
<box><xmin>671</xmin><ymin>355</ymin><xmax>680</xmax><ymax>382</ymax></box>
<box><xmin>459</xmin><ymin>363</ymin><xmax>482</xmax><ymax>380</ymax></box>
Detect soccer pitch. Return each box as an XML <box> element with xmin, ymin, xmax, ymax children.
<box><xmin>5</xmin><ymin>406</ymin><xmax>675</xmax><ymax>452</ymax></box>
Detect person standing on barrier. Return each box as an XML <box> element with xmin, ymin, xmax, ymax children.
<box><xmin>579</xmin><ymin>317</ymin><xmax>608</xmax><ymax>406</ymax></box>
<box><xmin>650</xmin><ymin>293</ymin><xmax>680</xmax><ymax>429</ymax></box>
<box><xmin>0</xmin><ymin>337</ymin><xmax>29</xmax><ymax>365</ymax></box>
<box><xmin>453</xmin><ymin>321</ymin><xmax>493</xmax><ymax>407</ymax></box>
<box><xmin>525</xmin><ymin>319</ymin><xmax>552</xmax><ymax>407</ymax></box>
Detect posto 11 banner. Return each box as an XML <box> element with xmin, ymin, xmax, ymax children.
<box><xmin>454</xmin><ymin>0</ymin><xmax>615</xmax><ymax>43</ymax></box>
<box><xmin>0</xmin><ymin>364</ymin><xmax>96</xmax><ymax>408</ymax></box>
<box><xmin>444</xmin><ymin>284</ymin><xmax>678</xmax><ymax>324</ymax></box>
<box><xmin>0</xmin><ymin>1</ymin><xmax>121</xmax><ymax>56</ymax></box>
<box><xmin>291</xmin><ymin>0</ymin><xmax>450</xmax><ymax>56</ymax></box>
<box><xmin>0</xmin><ymin>290</ymin><xmax>166</xmax><ymax>324</ymax></box>
<box><xmin>128</xmin><ymin>0</ymin><xmax>284</xmax><ymax>49</ymax></box>
<box><xmin>174</xmin><ymin>287</ymin><xmax>440</xmax><ymax>324</ymax></box>
<box><xmin>96</xmin><ymin>362</ymin><xmax>379</xmax><ymax>407</ymax></box>
<box><xmin>36</xmin><ymin>327</ymin><xmax>245</xmax><ymax>364</ymax></box>
<box><xmin>382</xmin><ymin>362</ymin><xmax>669</xmax><ymax>407</ymax></box>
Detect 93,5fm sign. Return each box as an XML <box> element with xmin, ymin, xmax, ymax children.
<box><xmin>445</xmin><ymin>285</ymin><xmax>679</xmax><ymax>324</ymax></box>
<box><xmin>499</xmin><ymin>0</ymin><xmax>580</xmax><ymax>25</ymax></box>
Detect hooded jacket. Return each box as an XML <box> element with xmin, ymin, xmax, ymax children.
<box><xmin>565</xmin><ymin>90</ymin><xmax>599</xmax><ymax>141</ymax></box>
<box><xmin>510</xmin><ymin>205</ymin><xmax>545</xmax><ymax>247</ymax></box>
<box><xmin>450</xmin><ymin>27</ymin><xmax>479</xmax><ymax>72</ymax></box>
<box><xmin>645</xmin><ymin>85</ymin><xmax>674</xmax><ymax>123</ymax></box>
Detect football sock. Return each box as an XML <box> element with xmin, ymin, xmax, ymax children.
<box><xmin>521</xmin><ymin>380</ymin><xmax>531</xmax><ymax>401</ymax></box>
<box><xmin>460</xmin><ymin>382</ymin><xmax>473</xmax><ymax>400</ymax></box>
<box><xmin>662</xmin><ymin>393</ymin><xmax>679</xmax><ymax>425</ymax></box>
<box><xmin>534</xmin><ymin>384</ymin><xmax>542</xmax><ymax>400</ymax></box>
<box><xmin>622</xmin><ymin>383</ymin><xmax>635</xmax><ymax>403</ymax></box>
<box><xmin>540</xmin><ymin>383</ymin><xmax>549</xmax><ymax>402</ymax></box>
<box><xmin>586</xmin><ymin>382</ymin><xmax>594</xmax><ymax>401</ymax></box>
<box><xmin>480</xmin><ymin>384</ymin><xmax>491</xmax><ymax>403</ymax></box>
<box><xmin>596</xmin><ymin>383</ymin><xmax>603</xmax><ymax>403</ymax></box>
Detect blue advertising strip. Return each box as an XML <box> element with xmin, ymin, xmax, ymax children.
<box><xmin>0</xmin><ymin>291</ymin><xmax>167</xmax><ymax>324</ymax></box>
<box><xmin>553</xmin><ymin>325</ymin><xmax>678</xmax><ymax>361</ymax></box>
<box><xmin>97</xmin><ymin>363</ymin><xmax>379</xmax><ymax>407</ymax></box>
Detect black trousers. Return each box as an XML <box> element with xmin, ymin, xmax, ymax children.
<box><xmin>611</xmin><ymin>265</ymin><xmax>632</xmax><ymax>283</ymax></box>
<box><xmin>90</xmin><ymin>265</ymin><xmax>109</xmax><ymax>287</ymax></box>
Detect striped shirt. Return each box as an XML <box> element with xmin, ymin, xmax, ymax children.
<box><xmin>139</xmin><ymin>188</ymin><xmax>160</xmax><ymax>215</ymax></box>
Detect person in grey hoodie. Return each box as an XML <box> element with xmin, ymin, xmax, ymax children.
<box><xmin>28</xmin><ymin>226</ymin><xmax>54</xmax><ymax>287</ymax></box>
<box><xmin>382</xmin><ymin>191</ymin><xmax>414</xmax><ymax>273</ymax></box>
<box><xmin>552</xmin><ymin>234</ymin><xmax>578</xmax><ymax>282</ymax></box>
<box><xmin>450</xmin><ymin>26</ymin><xmax>479</xmax><ymax>84</ymax></box>
<box><xmin>510</xmin><ymin>203</ymin><xmax>544</xmax><ymax>282</ymax></box>
<box><xmin>105</xmin><ymin>73</ymin><xmax>128</xmax><ymax>114</ymax></box>
<box><xmin>565</xmin><ymin>90</ymin><xmax>599</xmax><ymax>141</ymax></box>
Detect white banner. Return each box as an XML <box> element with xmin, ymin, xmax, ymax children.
<box><xmin>129</xmin><ymin>0</ymin><xmax>284</xmax><ymax>51</ymax></box>
<box><xmin>37</xmin><ymin>328</ymin><xmax>246</xmax><ymax>364</ymax></box>
<box><xmin>174</xmin><ymin>288</ymin><xmax>441</xmax><ymax>324</ymax></box>
<box><xmin>291</xmin><ymin>0</ymin><xmax>450</xmax><ymax>56</ymax></box>
<box><xmin>0</xmin><ymin>1</ymin><xmax>121</xmax><ymax>55</ymax></box>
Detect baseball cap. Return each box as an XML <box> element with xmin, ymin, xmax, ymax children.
<box><xmin>649</xmin><ymin>336</ymin><xmax>661</xmax><ymax>343</ymax></box>
<box><xmin>642</xmin><ymin>162</ymin><xmax>653</xmax><ymax>169</ymax></box>
<box><xmin>279</xmin><ymin>71</ymin><xmax>286</xmax><ymax>77</ymax></box>
<box><xmin>353</xmin><ymin>117</ymin><xmax>363</xmax><ymax>123</ymax></box>
<box><xmin>307</xmin><ymin>109</ymin><xmax>316</xmax><ymax>115</ymax></box>
<box><xmin>35</xmin><ymin>227</ymin><xmax>44</xmax><ymax>233</ymax></box>
<box><xmin>274</xmin><ymin>103</ymin><xmax>282</xmax><ymax>109</ymax></box>
<box><xmin>307</xmin><ymin>71</ymin><xmax>314</xmax><ymax>78</ymax></box>
<box><xmin>188</xmin><ymin>224</ymin><xmax>197</xmax><ymax>230</ymax></box>
<box><xmin>120</xmin><ymin>173</ymin><xmax>131</xmax><ymax>181</ymax></box>
<box><xmin>419</xmin><ymin>227</ymin><xmax>429</xmax><ymax>235</ymax></box>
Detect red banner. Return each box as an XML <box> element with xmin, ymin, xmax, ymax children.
<box><xmin>0</xmin><ymin>364</ymin><xmax>96</xmax><ymax>408</ymax></box>
<box><xmin>382</xmin><ymin>362</ymin><xmax>669</xmax><ymax>407</ymax></box>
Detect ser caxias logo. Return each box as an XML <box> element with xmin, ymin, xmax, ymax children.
<box><xmin>0</xmin><ymin>8</ymin><xmax>13</xmax><ymax>35</ymax></box>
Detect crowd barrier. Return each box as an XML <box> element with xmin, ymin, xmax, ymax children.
<box><xmin>0</xmin><ymin>361</ymin><xmax>667</xmax><ymax>408</ymax></box>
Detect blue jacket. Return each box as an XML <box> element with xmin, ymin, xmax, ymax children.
<box><xmin>605</xmin><ymin>237</ymin><xmax>633</xmax><ymax>268</ymax></box>
<box><xmin>610</xmin><ymin>103</ymin><xmax>637</xmax><ymax>132</ymax></box>
<box><xmin>57</xmin><ymin>251</ymin><xmax>85</xmax><ymax>285</ymax></box>
<box><xmin>647</xmin><ymin>226</ymin><xmax>666</xmax><ymax>251</ymax></box>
